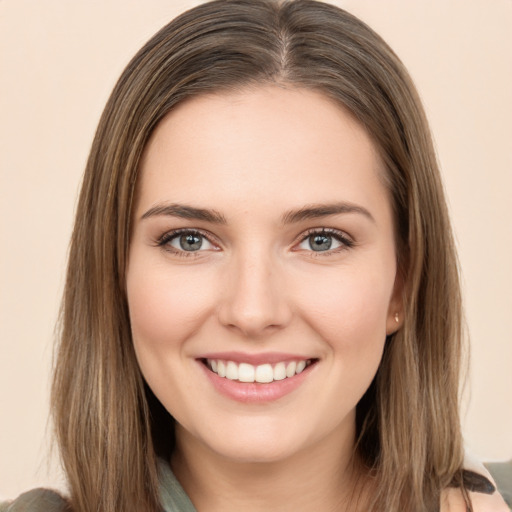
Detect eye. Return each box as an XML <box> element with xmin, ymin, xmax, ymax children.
<box><xmin>296</xmin><ymin>229</ymin><xmax>353</xmax><ymax>253</ymax></box>
<box><xmin>158</xmin><ymin>229</ymin><xmax>216</xmax><ymax>254</ymax></box>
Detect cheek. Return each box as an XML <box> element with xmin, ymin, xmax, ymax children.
<box><xmin>125</xmin><ymin>258</ymin><xmax>218</xmax><ymax>415</ymax></box>
<box><xmin>284</xmin><ymin>266</ymin><xmax>392</xmax><ymax>432</ymax></box>
<box><xmin>294</xmin><ymin>264</ymin><xmax>393</xmax><ymax>367</ymax></box>
<box><xmin>126</xmin><ymin>259</ymin><xmax>216</xmax><ymax>353</ymax></box>
<box><xmin>302</xmin><ymin>269</ymin><xmax>392</xmax><ymax>332</ymax></box>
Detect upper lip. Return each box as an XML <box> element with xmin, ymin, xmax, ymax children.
<box><xmin>197</xmin><ymin>351</ymin><xmax>316</xmax><ymax>366</ymax></box>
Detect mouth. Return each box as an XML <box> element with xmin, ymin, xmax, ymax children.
<box><xmin>196</xmin><ymin>352</ymin><xmax>319</xmax><ymax>403</ymax></box>
<box><xmin>200</xmin><ymin>358</ymin><xmax>318</xmax><ymax>384</ymax></box>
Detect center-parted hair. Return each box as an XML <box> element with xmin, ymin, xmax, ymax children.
<box><xmin>52</xmin><ymin>1</ymin><xmax>467</xmax><ymax>511</ymax></box>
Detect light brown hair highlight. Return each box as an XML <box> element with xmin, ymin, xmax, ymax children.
<box><xmin>52</xmin><ymin>1</ymin><xmax>467</xmax><ymax>511</ymax></box>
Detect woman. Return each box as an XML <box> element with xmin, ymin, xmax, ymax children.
<box><xmin>2</xmin><ymin>1</ymin><xmax>507</xmax><ymax>511</ymax></box>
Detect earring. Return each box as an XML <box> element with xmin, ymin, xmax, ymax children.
<box><xmin>394</xmin><ymin>312</ymin><xmax>399</xmax><ymax>323</ymax></box>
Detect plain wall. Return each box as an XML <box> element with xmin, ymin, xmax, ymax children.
<box><xmin>1</xmin><ymin>0</ymin><xmax>511</xmax><ymax>499</ymax></box>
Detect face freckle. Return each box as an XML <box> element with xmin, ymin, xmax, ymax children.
<box><xmin>126</xmin><ymin>85</ymin><xmax>402</xmax><ymax>466</ymax></box>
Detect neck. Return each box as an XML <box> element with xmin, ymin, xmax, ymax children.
<box><xmin>171</xmin><ymin>423</ymin><xmax>367</xmax><ymax>512</ymax></box>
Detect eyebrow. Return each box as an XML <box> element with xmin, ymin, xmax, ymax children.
<box><xmin>140</xmin><ymin>201</ymin><xmax>374</xmax><ymax>225</ymax></box>
<box><xmin>140</xmin><ymin>203</ymin><xmax>227</xmax><ymax>224</ymax></box>
<box><xmin>281</xmin><ymin>202</ymin><xmax>375</xmax><ymax>224</ymax></box>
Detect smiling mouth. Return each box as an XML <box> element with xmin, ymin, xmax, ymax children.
<box><xmin>202</xmin><ymin>358</ymin><xmax>317</xmax><ymax>384</ymax></box>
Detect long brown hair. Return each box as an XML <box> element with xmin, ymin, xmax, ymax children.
<box><xmin>52</xmin><ymin>1</ymin><xmax>467</xmax><ymax>510</ymax></box>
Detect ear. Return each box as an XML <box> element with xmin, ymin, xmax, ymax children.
<box><xmin>386</xmin><ymin>270</ymin><xmax>404</xmax><ymax>335</ymax></box>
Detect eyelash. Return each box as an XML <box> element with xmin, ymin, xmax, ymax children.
<box><xmin>295</xmin><ymin>228</ymin><xmax>355</xmax><ymax>256</ymax></box>
<box><xmin>156</xmin><ymin>228</ymin><xmax>217</xmax><ymax>258</ymax></box>
<box><xmin>155</xmin><ymin>227</ymin><xmax>355</xmax><ymax>257</ymax></box>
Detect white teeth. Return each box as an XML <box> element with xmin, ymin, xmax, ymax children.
<box><xmin>273</xmin><ymin>362</ymin><xmax>286</xmax><ymax>381</ymax></box>
<box><xmin>296</xmin><ymin>360</ymin><xmax>306</xmax><ymax>374</ymax></box>
<box><xmin>255</xmin><ymin>364</ymin><xmax>273</xmax><ymax>383</ymax></box>
<box><xmin>207</xmin><ymin>358</ymin><xmax>313</xmax><ymax>383</ymax></box>
<box><xmin>238</xmin><ymin>363</ymin><xmax>255</xmax><ymax>382</ymax></box>
<box><xmin>226</xmin><ymin>361</ymin><xmax>238</xmax><ymax>380</ymax></box>
<box><xmin>285</xmin><ymin>361</ymin><xmax>297</xmax><ymax>377</ymax></box>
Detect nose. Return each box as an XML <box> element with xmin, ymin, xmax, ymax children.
<box><xmin>217</xmin><ymin>250</ymin><xmax>292</xmax><ymax>338</ymax></box>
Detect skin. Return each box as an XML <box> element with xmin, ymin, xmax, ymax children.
<box><xmin>443</xmin><ymin>457</ymin><xmax>509</xmax><ymax>512</ymax></box>
<box><xmin>443</xmin><ymin>486</ymin><xmax>509</xmax><ymax>512</ymax></box>
<box><xmin>126</xmin><ymin>86</ymin><xmax>505</xmax><ymax>512</ymax></box>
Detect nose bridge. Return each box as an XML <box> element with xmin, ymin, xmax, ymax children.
<box><xmin>218</xmin><ymin>244</ymin><xmax>290</xmax><ymax>337</ymax></box>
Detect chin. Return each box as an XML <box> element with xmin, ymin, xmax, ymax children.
<box><xmin>210</xmin><ymin>438</ymin><xmax>302</xmax><ymax>464</ymax></box>
<box><xmin>186</xmin><ymin>419</ymin><xmax>311</xmax><ymax>465</ymax></box>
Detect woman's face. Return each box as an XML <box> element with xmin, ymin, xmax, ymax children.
<box><xmin>127</xmin><ymin>86</ymin><xmax>401</xmax><ymax>464</ymax></box>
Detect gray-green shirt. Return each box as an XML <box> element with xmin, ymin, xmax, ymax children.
<box><xmin>0</xmin><ymin>460</ymin><xmax>197</xmax><ymax>512</ymax></box>
<box><xmin>159</xmin><ymin>459</ymin><xmax>197</xmax><ymax>512</ymax></box>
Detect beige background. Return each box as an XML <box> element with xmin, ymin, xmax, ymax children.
<box><xmin>1</xmin><ymin>0</ymin><xmax>511</xmax><ymax>499</ymax></box>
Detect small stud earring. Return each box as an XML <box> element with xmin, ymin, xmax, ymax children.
<box><xmin>394</xmin><ymin>312</ymin><xmax>399</xmax><ymax>323</ymax></box>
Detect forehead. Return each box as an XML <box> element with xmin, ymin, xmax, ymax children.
<box><xmin>136</xmin><ymin>86</ymin><xmax>389</xmax><ymax>219</ymax></box>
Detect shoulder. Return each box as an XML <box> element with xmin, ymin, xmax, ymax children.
<box><xmin>485</xmin><ymin>460</ymin><xmax>512</xmax><ymax>509</ymax></box>
<box><xmin>441</xmin><ymin>457</ymin><xmax>510</xmax><ymax>512</ymax></box>
<box><xmin>0</xmin><ymin>488</ymin><xmax>70</xmax><ymax>512</ymax></box>
<box><xmin>442</xmin><ymin>487</ymin><xmax>510</xmax><ymax>512</ymax></box>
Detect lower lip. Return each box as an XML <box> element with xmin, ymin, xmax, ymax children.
<box><xmin>198</xmin><ymin>361</ymin><xmax>315</xmax><ymax>404</ymax></box>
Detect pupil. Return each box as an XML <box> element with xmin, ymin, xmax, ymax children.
<box><xmin>310</xmin><ymin>234</ymin><xmax>332</xmax><ymax>251</ymax></box>
<box><xmin>180</xmin><ymin>233</ymin><xmax>202</xmax><ymax>251</ymax></box>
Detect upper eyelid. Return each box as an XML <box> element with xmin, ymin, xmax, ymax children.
<box><xmin>295</xmin><ymin>227</ymin><xmax>353</xmax><ymax>243</ymax></box>
<box><xmin>157</xmin><ymin>228</ymin><xmax>220</xmax><ymax>248</ymax></box>
<box><xmin>159</xmin><ymin>227</ymin><xmax>215</xmax><ymax>239</ymax></box>
<box><xmin>292</xmin><ymin>228</ymin><xmax>355</xmax><ymax>254</ymax></box>
<box><xmin>155</xmin><ymin>226</ymin><xmax>354</xmax><ymax>249</ymax></box>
